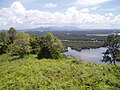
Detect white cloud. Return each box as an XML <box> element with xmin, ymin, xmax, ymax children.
<box><xmin>105</xmin><ymin>13</ymin><xmax>114</xmax><ymax>17</ymax></box>
<box><xmin>10</xmin><ymin>1</ymin><xmax>26</xmax><ymax>15</ymax></box>
<box><xmin>89</xmin><ymin>6</ymin><xmax>101</xmax><ymax>10</ymax></box>
<box><xmin>20</xmin><ymin>0</ymin><xmax>39</xmax><ymax>4</ymax></box>
<box><xmin>74</xmin><ymin>0</ymin><xmax>111</xmax><ymax>7</ymax></box>
<box><xmin>44</xmin><ymin>3</ymin><xmax>57</xmax><ymax>8</ymax></box>
<box><xmin>80</xmin><ymin>8</ymin><xmax>90</xmax><ymax>13</ymax></box>
<box><xmin>0</xmin><ymin>1</ymin><xmax>120</xmax><ymax>29</ymax></box>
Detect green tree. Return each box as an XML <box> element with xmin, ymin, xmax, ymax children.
<box><xmin>11</xmin><ymin>32</ymin><xmax>31</xmax><ymax>58</ymax></box>
<box><xmin>105</xmin><ymin>34</ymin><xmax>120</xmax><ymax>48</ymax></box>
<box><xmin>37</xmin><ymin>32</ymin><xmax>63</xmax><ymax>59</ymax></box>
<box><xmin>8</xmin><ymin>27</ymin><xmax>16</xmax><ymax>44</ymax></box>
<box><xmin>0</xmin><ymin>30</ymin><xmax>9</xmax><ymax>46</ymax></box>
<box><xmin>102</xmin><ymin>34</ymin><xmax>120</xmax><ymax>65</ymax></box>
<box><xmin>30</xmin><ymin>35</ymin><xmax>39</xmax><ymax>54</ymax></box>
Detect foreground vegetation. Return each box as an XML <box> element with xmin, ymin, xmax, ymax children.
<box><xmin>0</xmin><ymin>54</ymin><xmax>120</xmax><ymax>90</ymax></box>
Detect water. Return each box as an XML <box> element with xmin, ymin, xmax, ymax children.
<box><xmin>63</xmin><ymin>47</ymin><xmax>120</xmax><ymax>65</ymax></box>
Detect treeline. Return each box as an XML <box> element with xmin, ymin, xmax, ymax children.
<box><xmin>0</xmin><ymin>27</ymin><xmax>63</xmax><ymax>59</ymax></box>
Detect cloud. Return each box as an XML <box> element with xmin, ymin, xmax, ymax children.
<box><xmin>44</xmin><ymin>3</ymin><xmax>57</xmax><ymax>8</ymax></box>
<box><xmin>80</xmin><ymin>8</ymin><xmax>90</xmax><ymax>13</ymax></box>
<box><xmin>89</xmin><ymin>6</ymin><xmax>101</xmax><ymax>10</ymax></box>
<box><xmin>20</xmin><ymin>0</ymin><xmax>39</xmax><ymax>3</ymax></box>
<box><xmin>0</xmin><ymin>1</ymin><xmax>120</xmax><ymax>29</ymax></box>
<box><xmin>74</xmin><ymin>0</ymin><xmax>111</xmax><ymax>7</ymax></box>
<box><xmin>105</xmin><ymin>13</ymin><xmax>114</xmax><ymax>17</ymax></box>
<box><xmin>101</xmin><ymin>6</ymin><xmax>120</xmax><ymax>11</ymax></box>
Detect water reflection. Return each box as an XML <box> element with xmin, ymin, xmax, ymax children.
<box><xmin>63</xmin><ymin>47</ymin><xmax>120</xmax><ymax>65</ymax></box>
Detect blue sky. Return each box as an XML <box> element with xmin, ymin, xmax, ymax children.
<box><xmin>0</xmin><ymin>0</ymin><xmax>120</xmax><ymax>29</ymax></box>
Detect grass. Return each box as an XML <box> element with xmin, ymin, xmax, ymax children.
<box><xmin>0</xmin><ymin>54</ymin><xmax>120</xmax><ymax>90</ymax></box>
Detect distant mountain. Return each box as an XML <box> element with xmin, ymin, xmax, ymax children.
<box><xmin>18</xmin><ymin>26</ymin><xmax>80</xmax><ymax>31</ymax></box>
<box><xmin>1</xmin><ymin>26</ymin><xmax>120</xmax><ymax>34</ymax></box>
<box><xmin>18</xmin><ymin>26</ymin><xmax>119</xmax><ymax>32</ymax></box>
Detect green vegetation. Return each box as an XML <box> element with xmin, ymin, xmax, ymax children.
<box><xmin>38</xmin><ymin>33</ymin><xmax>63</xmax><ymax>59</ymax></box>
<box><xmin>62</xmin><ymin>41</ymin><xmax>104</xmax><ymax>51</ymax></box>
<box><xmin>0</xmin><ymin>28</ymin><xmax>63</xmax><ymax>59</ymax></box>
<box><xmin>27</xmin><ymin>31</ymin><xmax>106</xmax><ymax>51</ymax></box>
<box><xmin>0</xmin><ymin>54</ymin><xmax>120</xmax><ymax>90</ymax></box>
<box><xmin>102</xmin><ymin>34</ymin><xmax>120</xmax><ymax>64</ymax></box>
<box><xmin>0</xmin><ymin>28</ymin><xmax>120</xmax><ymax>89</ymax></box>
<box><xmin>9</xmin><ymin>32</ymin><xmax>31</xmax><ymax>58</ymax></box>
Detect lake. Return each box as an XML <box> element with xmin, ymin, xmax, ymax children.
<box><xmin>63</xmin><ymin>47</ymin><xmax>120</xmax><ymax>65</ymax></box>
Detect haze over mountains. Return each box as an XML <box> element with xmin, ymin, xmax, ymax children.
<box><xmin>19</xmin><ymin>26</ymin><xmax>120</xmax><ymax>33</ymax></box>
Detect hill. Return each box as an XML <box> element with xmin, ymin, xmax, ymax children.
<box><xmin>0</xmin><ymin>54</ymin><xmax>120</xmax><ymax>90</ymax></box>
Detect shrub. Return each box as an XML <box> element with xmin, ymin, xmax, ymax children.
<box><xmin>37</xmin><ymin>33</ymin><xmax>63</xmax><ymax>59</ymax></box>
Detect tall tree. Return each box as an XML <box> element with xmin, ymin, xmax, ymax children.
<box><xmin>30</xmin><ymin>35</ymin><xmax>39</xmax><ymax>54</ymax></box>
<box><xmin>11</xmin><ymin>32</ymin><xmax>31</xmax><ymax>58</ymax></box>
<box><xmin>0</xmin><ymin>30</ymin><xmax>9</xmax><ymax>46</ymax></box>
<box><xmin>38</xmin><ymin>33</ymin><xmax>63</xmax><ymax>59</ymax></box>
<box><xmin>8</xmin><ymin>27</ymin><xmax>16</xmax><ymax>44</ymax></box>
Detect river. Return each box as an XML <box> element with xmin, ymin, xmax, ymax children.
<box><xmin>63</xmin><ymin>47</ymin><xmax>120</xmax><ymax>65</ymax></box>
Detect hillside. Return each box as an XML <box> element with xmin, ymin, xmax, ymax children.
<box><xmin>0</xmin><ymin>54</ymin><xmax>120</xmax><ymax>90</ymax></box>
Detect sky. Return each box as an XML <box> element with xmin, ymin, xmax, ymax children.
<box><xmin>0</xmin><ymin>0</ymin><xmax>120</xmax><ymax>30</ymax></box>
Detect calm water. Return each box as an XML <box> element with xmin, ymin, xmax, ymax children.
<box><xmin>63</xmin><ymin>47</ymin><xmax>120</xmax><ymax>65</ymax></box>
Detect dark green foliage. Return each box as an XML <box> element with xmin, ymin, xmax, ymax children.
<box><xmin>37</xmin><ymin>33</ymin><xmax>63</xmax><ymax>59</ymax></box>
<box><xmin>38</xmin><ymin>46</ymin><xmax>51</xmax><ymax>59</ymax></box>
<box><xmin>8</xmin><ymin>27</ymin><xmax>16</xmax><ymax>44</ymax></box>
<box><xmin>105</xmin><ymin>34</ymin><xmax>120</xmax><ymax>47</ymax></box>
<box><xmin>30</xmin><ymin>35</ymin><xmax>39</xmax><ymax>54</ymax></box>
<box><xmin>0</xmin><ymin>30</ymin><xmax>9</xmax><ymax>53</ymax></box>
<box><xmin>102</xmin><ymin>34</ymin><xmax>120</xmax><ymax>64</ymax></box>
<box><xmin>0</xmin><ymin>30</ymin><xmax>9</xmax><ymax>46</ymax></box>
<box><xmin>62</xmin><ymin>41</ymin><xmax>104</xmax><ymax>51</ymax></box>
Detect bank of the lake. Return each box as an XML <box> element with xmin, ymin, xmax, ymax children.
<box><xmin>63</xmin><ymin>47</ymin><xmax>120</xmax><ymax>65</ymax></box>
<box><xmin>62</xmin><ymin>41</ymin><xmax>104</xmax><ymax>51</ymax></box>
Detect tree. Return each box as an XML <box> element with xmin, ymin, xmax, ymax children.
<box><xmin>8</xmin><ymin>27</ymin><xmax>16</xmax><ymax>44</ymax></box>
<box><xmin>11</xmin><ymin>32</ymin><xmax>31</xmax><ymax>58</ymax></box>
<box><xmin>30</xmin><ymin>35</ymin><xmax>39</xmax><ymax>54</ymax></box>
<box><xmin>0</xmin><ymin>30</ymin><xmax>9</xmax><ymax>53</ymax></box>
<box><xmin>0</xmin><ymin>30</ymin><xmax>9</xmax><ymax>46</ymax></box>
<box><xmin>105</xmin><ymin>34</ymin><xmax>120</xmax><ymax>48</ymax></box>
<box><xmin>102</xmin><ymin>34</ymin><xmax>120</xmax><ymax>65</ymax></box>
<box><xmin>37</xmin><ymin>33</ymin><xmax>63</xmax><ymax>59</ymax></box>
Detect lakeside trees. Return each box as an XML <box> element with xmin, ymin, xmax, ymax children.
<box><xmin>102</xmin><ymin>34</ymin><xmax>120</xmax><ymax>64</ymax></box>
<box><xmin>0</xmin><ymin>27</ymin><xmax>63</xmax><ymax>59</ymax></box>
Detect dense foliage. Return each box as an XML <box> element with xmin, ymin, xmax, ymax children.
<box><xmin>10</xmin><ymin>32</ymin><xmax>31</xmax><ymax>58</ymax></box>
<box><xmin>102</xmin><ymin>34</ymin><xmax>120</xmax><ymax>64</ymax></box>
<box><xmin>0</xmin><ymin>28</ymin><xmax>63</xmax><ymax>59</ymax></box>
<box><xmin>104</xmin><ymin>34</ymin><xmax>120</xmax><ymax>47</ymax></box>
<box><xmin>38</xmin><ymin>33</ymin><xmax>63</xmax><ymax>59</ymax></box>
<box><xmin>0</xmin><ymin>54</ymin><xmax>120</xmax><ymax>90</ymax></box>
<box><xmin>62</xmin><ymin>41</ymin><xmax>104</xmax><ymax>51</ymax></box>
